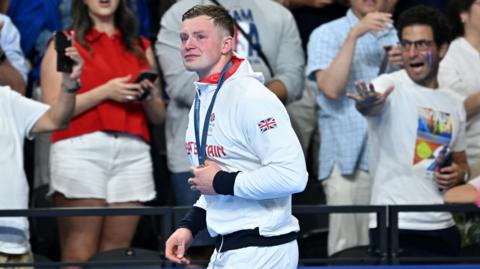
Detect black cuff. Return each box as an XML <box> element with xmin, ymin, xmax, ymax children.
<box><xmin>213</xmin><ymin>171</ymin><xmax>239</xmax><ymax>195</ymax></box>
<box><xmin>178</xmin><ymin>206</ymin><xmax>207</xmax><ymax>237</ymax></box>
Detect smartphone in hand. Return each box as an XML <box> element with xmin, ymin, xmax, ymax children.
<box><xmin>55</xmin><ymin>31</ymin><xmax>74</xmax><ymax>73</ymax></box>
<box><xmin>134</xmin><ymin>71</ymin><xmax>158</xmax><ymax>101</ymax></box>
<box><xmin>438</xmin><ymin>152</ymin><xmax>453</xmax><ymax>170</ymax></box>
<box><xmin>427</xmin><ymin>146</ymin><xmax>452</xmax><ymax>172</ymax></box>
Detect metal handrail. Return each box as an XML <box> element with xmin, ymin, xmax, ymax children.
<box><xmin>388</xmin><ymin>204</ymin><xmax>480</xmax><ymax>265</ymax></box>
<box><xmin>0</xmin><ymin>204</ymin><xmax>478</xmax><ymax>267</ymax></box>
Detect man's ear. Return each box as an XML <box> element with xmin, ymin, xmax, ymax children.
<box><xmin>460</xmin><ymin>11</ymin><xmax>468</xmax><ymax>24</ymax></box>
<box><xmin>221</xmin><ymin>36</ymin><xmax>233</xmax><ymax>54</ymax></box>
<box><xmin>438</xmin><ymin>42</ymin><xmax>449</xmax><ymax>59</ymax></box>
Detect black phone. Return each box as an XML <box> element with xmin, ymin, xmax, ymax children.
<box><xmin>438</xmin><ymin>152</ymin><xmax>453</xmax><ymax>169</ymax></box>
<box><xmin>134</xmin><ymin>71</ymin><xmax>158</xmax><ymax>101</ymax></box>
<box><xmin>55</xmin><ymin>31</ymin><xmax>73</xmax><ymax>73</ymax></box>
<box><xmin>134</xmin><ymin>71</ymin><xmax>158</xmax><ymax>83</ymax></box>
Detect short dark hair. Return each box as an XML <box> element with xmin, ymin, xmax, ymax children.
<box><xmin>396</xmin><ymin>5</ymin><xmax>452</xmax><ymax>47</ymax></box>
<box><xmin>182</xmin><ymin>5</ymin><xmax>234</xmax><ymax>36</ymax></box>
<box><xmin>446</xmin><ymin>0</ymin><xmax>475</xmax><ymax>38</ymax></box>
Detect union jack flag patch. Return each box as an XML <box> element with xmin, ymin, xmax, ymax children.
<box><xmin>257</xmin><ymin>117</ymin><xmax>277</xmax><ymax>133</ymax></box>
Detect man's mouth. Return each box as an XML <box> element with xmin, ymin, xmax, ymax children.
<box><xmin>184</xmin><ymin>54</ymin><xmax>199</xmax><ymax>60</ymax></box>
<box><xmin>409</xmin><ymin>62</ymin><xmax>424</xmax><ymax>68</ymax></box>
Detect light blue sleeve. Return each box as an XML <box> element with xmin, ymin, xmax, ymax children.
<box><xmin>306</xmin><ymin>24</ymin><xmax>341</xmax><ymax>81</ymax></box>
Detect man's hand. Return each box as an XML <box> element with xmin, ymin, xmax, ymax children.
<box><xmin>387</xmin><ymin>44</ymin><xmax>403</xmax><ymax>67</ymax></box>
<box><xmin>165</xmin><ymin>228</ymin><xmax>193</xmax><ymax>264</ymax></box>
<box><xmin>435</xmin><ymin>162</ymin><xmax>467</xmax><ymax>190</ymax></box>
<box><xmin>188</xmin><ymin>160</ymin><xmax>222</xmax><ymax>195</ymax></box>
<box><xmin>351</xmin><ymin>12</ymin><xmax>393</xmax><ymax>39</ymax></box>
<box><xmin>347</xmin><ymin>80</ymin><xmax>393</xmax><ymax>115</ymax></box>
<box><xmin>61</xmin><ymin>45</ymin><xmax>83</xmax><ymax>88</ymax></box>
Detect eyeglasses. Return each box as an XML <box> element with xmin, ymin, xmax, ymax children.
<box><xmin>399</xmin><ymin>39</ymin><xmax>434</xmax><ymax>51</ymax></box>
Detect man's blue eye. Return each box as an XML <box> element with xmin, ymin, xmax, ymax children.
<box><xmin>180</xmin><ymin>34</ymin><xmax>188</xmax><ymax>43</ymax></box>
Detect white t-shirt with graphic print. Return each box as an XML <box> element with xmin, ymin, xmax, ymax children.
<box><xmin>368</xmin><ymin>70</ymin><xmax>466</xmax><ymax>230</ymax></box>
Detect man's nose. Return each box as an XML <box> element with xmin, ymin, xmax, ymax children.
<box><xmin>184</xmin><ymin>36</ymin><xmax>195</xmax><ymax>49</ymax></box>
<box><xmin>407</xmin><ymin>44</ymin><xmax>419</xmax><ymax>57</ymax></box>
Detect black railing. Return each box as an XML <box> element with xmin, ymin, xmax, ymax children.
<box><xmin>388</xmin><ymin>204</ymin><xmax>480</xmax><ymax>265</ymax></box>
<box><xmin>0</xmin><ymin>204</ymin><xmax>478</xmax><ymax>267</ymax></box>
<box><xmin>292</xmin><ymin>205</ymin><xmax>388</xmax><ymax>265</ymax></box>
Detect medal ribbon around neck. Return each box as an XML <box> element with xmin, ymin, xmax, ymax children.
<box><xmin>194</xmin><ymin>60</ymin><xmax>233</xmax><ymax>166</ymax></box>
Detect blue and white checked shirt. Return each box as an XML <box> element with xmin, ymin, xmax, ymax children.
<box><xmin>306</xmin><ymin>9</ymin><xmax>399</xmax><ymax>180</ymax></box>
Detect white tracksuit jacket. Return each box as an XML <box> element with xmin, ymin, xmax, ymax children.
<box><xmin>185</xmin><ymin>57</ymin><xmax>308</xmax><ymax>238</ymax></box>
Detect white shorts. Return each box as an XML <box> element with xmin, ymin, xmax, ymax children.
<box><xmin>49</xmin><ymin>131</ymin><xmax>156</xmax><ymax>203</ymax></box>
<box><xmin>207</xmin><ymin>240</ymin><xmax>298</xmax><ymax>269</ymax></box>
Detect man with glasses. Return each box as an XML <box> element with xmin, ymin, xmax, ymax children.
<box><xmin>349</xmin><ymin>6</ymin><xmax>468</xmax><ymax>257</ymax></box>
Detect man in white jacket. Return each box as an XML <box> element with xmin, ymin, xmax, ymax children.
<box><xmin>156</xmin><ymin>3</ymin><xmax>304</xmax><ymax>250</ymax></box>
<box><xmin>164</xmin><ymin>5</ymin><xmax>307</xmax><ymax>269</ymax></box>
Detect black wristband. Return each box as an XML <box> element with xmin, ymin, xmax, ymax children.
<box><xmin>178</xmin><ymin>206</ymin><xmax>207</xmax><ymax>237</ymax></box>
<box><xmin>61</xmin><ymin>79</ymin><xmax>81</xmax><ymax>93</ymax></box>
<box><xmin>213</xmin><ymin>171</ymin><xmax>239</xmax><ymax>195</ymax></box>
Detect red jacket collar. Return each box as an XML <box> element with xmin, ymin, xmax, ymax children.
<box><xmin>198</xmin><ymin>55</ymin><xmax>244</xmax><ymax>84</ymax></box>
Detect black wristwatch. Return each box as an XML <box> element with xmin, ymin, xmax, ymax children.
<box><xmin>61</xmin><ymin>79</ymin><xmax>81</xmax><ymax>93</ymax></box>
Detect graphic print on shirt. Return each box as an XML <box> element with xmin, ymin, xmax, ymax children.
<box><xmin>231</xmin><ymin>8</ymin><xmax>262</xmax><ymax>64</ymax></box>
<box><xmin>413</xmin><ymin>107</ymin><xmax>452</xmax><ymax>180</ymax></box>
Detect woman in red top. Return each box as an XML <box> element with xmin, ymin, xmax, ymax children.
<box><xmin>41</xmin><ymin>0</ymin><xmax>165</xmax><ymax>266</ymax></box>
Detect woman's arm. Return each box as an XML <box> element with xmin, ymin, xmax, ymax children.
<box><xmin>141</xmin><ymin>47</ymin><xmax>166</xmax><ymax>125</ymax></box>
<box><xmin>444</xmin><ymin>184</ymin><xmax>477</xmax><ymax>204</ymax></box>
